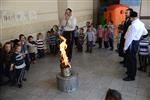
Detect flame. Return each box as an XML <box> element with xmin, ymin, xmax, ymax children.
<box><xmin>59</xmin><ymin>35</ymin><xmax>71</xmax><ymax>68</ymax></box>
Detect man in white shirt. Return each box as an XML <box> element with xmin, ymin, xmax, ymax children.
<box><xmin>61</xmin><ymin>8</ymin><xmax>77</xmax><ymax>62</ymax></box>
<box><xmin>123</xmin><ymin>11</ymin><xmax>148</xmax><ymax>81</ymax></box>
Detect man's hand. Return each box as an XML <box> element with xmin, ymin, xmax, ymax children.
<box><xmin>123</xmin><ymin>49</ymin><xmax>126</xmax><ymax>54</ymax></box>
<box><xmin>10</xmin><ymin>66</ymin><xmax>13</xmax><ymax>71</ymax></box>
<box><xmin>65</xmin><ymin>14</ymin><xmax>70</xmax><ymax>21</ymax></box>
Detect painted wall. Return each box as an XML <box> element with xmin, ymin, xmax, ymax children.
<box><xmin>0</xmin><ymin>0</ymin><xmax>93</xmax><ymax>43</ymax></box>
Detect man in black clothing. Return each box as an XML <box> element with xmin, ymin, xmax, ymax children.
<box><xmin>118</xmin><ymin>8</ymin><xmax>133</xmax><ymax>66</ymax></box>
<box><xmin>62</xmin><ymin>8</ymin><xmax>77</xmax><ymax>62</ymax></box>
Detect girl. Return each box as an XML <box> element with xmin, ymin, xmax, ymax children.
<box><xmin>36</xmin><ymin>33</ymin><xmax>45</xmax><ymax>58</ymax></box>
<box><xmin>28</xmin><ymin>35</ymin><xmax>37</xmax><ymax>64</ymax></box>
<box><xmin>10</xmin><ymin>44</ymin><xmax>26</xmax><ymax>88</ymax></box>
<box><xmin>0</xmin><ymin>42</ymin><xmax>3</xmax><ymax>85</ymax></box>
<box><xmin>3</xmin><ymin>42</ymin><xmax>15</xmax><ymax>85</ymax></box>
<box><xmin>77</xmin><ymin>28</ymin><xmax>85</xmax><ymax>52</ymax></box>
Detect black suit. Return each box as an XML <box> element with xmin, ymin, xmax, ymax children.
<box><xmin>119</xmin><ymin>18</ymin><xmax>132</xmax><ymax>57</ymax></box>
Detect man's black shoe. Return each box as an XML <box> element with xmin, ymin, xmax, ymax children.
<box><xmin>18</xmin><ymin>84</ymin><xmax>22</xmax><ymax>88</ymax></box>
<box><xmin>123</xmin><ymin>77</ymin><xmax>135</xmax><ymax>81</ymax></box>
<box><xmin>119</xmin><ymin>61</ymin><xmax>124</xmax><ymax>64</ymax></box>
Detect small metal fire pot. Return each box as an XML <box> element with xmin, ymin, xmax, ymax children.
<box><xmin>56</xmin><ymin>71</ymin><xmax>79</xmax><ymax>93</ymax></box>
<box><xmin>61</xmin><ymin>68</ymin><xmax>71</xmax><ymax>77</ymax></box>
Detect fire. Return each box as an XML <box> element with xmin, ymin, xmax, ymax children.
<box><xmin>59</xmin><ymin>35</ymin><xmax>71</xmax><ymax>68</ymax></box>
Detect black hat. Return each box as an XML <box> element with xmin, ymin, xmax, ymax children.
<box><xmin>130</xmin><ymin>11</ymin><xmax>138</xmax><ymax>17</ymax></box>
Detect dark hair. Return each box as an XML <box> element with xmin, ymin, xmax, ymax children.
<box><xmin>28</xmin><ymin>35</ymin><xmax>33</xmax><ymax>41</ymax></box>
<box><xmin>66</xmin><ymin>8</ymin><xmax>72</xmax><ymax>12</ymax></box>
<box><xmin>50</xmin><ymin>28</ymin><xmax>54</xmax><ymax>32</ymax></box>
<box><xmin>127</xmin><ymin>8</ymin><xmax>133</xmax><ymax>13</ymax></box>
<box><xmin>19</xmin><ymin>34</ymin><xmax>25</xmax><ymax>39</ymax></box>
<box><xmin>130</xmin><ymin>11</ymin><xmax>138</xmax><ymax>17</ymax></box>
<box><xmin>76</xmin><ymin>26</ymin><xmax>79</xmax><ymax>30</ymax></box>
<box><xmin>3</xmin><ymin>42</ymin><xmax>11</xmax><ymax>52</ymax></box>
<box><xmin>13</xmin><ymin>39</ymin><xmax>20</xmax><ymax>46</ymax></box>
<box><xmin>0</xmin><ymin>42</ymin><xmax>2</xmax><ymax>48</ymax></box>
<box><xmin>80</xmin><ymin>28</ymin><xmax>84</xmax><ymax>31</ymax></box>
<box><xmin>14</xmin><ymin>44</ymin><xmax>21</xmax><ymax>51</ymax></box>
<box><xmin>105</xmin><ymin>89</ymin><xmax>122</xmax><ymax>100</ymax></box>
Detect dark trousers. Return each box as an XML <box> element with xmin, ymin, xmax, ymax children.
<box><xmin>74</xmin><ymin>37</ymin><xmax>78</xmax><ymax>47</ymax></box>
<box><xmin>109</xmin><ymin>38</ymin><xmax>114</xmax><ymax>50</ymax></box>
<box><xmin>29</xmin><ymin>53</ymin><xmax>36</xmax><ymax>62</ymax></box>
<box><xmin>139</xmin><ymin>54</ymin><xmax>148</xmax><ymax>71</ymax></box>
<box><xmin>98</xmin><ymin>37</ymin><xmax>102</xmax><ymax>48</ymax></box>
<box><xmin>15</xmin><ymin>68</ymin><xmax>25</xmax><ymax>85</ymax></box>
<box><xmin>0</xmin><ymin>64</ymin><xmax>3</xmax><ymax>85</ymax></box>
<box><xmin>49</xmin><ymin>45</ymin><xmax>56</xmax><ymax>54</ymax></box>
<box><xmin>86</xmin><ymin>41</ymin><xmax>93</xmax><ymax>53</ymax></box>
<box><xmin>126</xmin><ymin>40</ymin><xmax>139</xmax><ymax>79</ymax></box>
<box><xmin>104</xmin><ymin>41</ymin><xmax>109</xmax><ymax>48</ymax></box>
<box><xmin>25</xmin><ymin>54</ymin><xmax>30</xmax><ymax>71</ymax></box>
<box><xmin>63</xmin><ymin>31</ymin><xmax>74</xmax><ymax>61</ymax></box>
<box><xmin>77</xmin><ymin>43</ymin><xmax>83</xmax><ymax>52</ymax></box>
<box><xmin>37</xmin><ymin>49</ymin><xmax>45</xmax><ymax>58</ymax></box>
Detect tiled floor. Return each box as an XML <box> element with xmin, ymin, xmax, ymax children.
<box><xmin>1</xmin><ymin>47</ymin><xmax>150</xmax><ymax>100</ymax></box>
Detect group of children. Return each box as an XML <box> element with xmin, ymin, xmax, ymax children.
<box><xmin>0</xmin><ymin>33</ymin><xmax>45</xmax><ymax>88</ymax></box>
<box><xmin>74</xmin><ymin>21</ymin><xmax>115</xmax><ymax>54</ymax></box>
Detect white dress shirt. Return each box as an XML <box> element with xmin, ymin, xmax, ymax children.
<box><xmin>62</xmin><ymin>16</ymin><xmax>77</xmax><ymax>31</ymax></box>
<box><xmin>124</xmin><ymin>18</ymin><xmax>148</xmax><ymax>51</ymax></box>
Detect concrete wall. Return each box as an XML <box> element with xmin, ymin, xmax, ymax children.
<box><xmin>0</xmin><ymin>0</ymin><xmax>93</xmax><ymax>43</ymax></box>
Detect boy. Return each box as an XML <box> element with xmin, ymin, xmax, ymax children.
<box><xmin>108</xmin><ymin>26</ymin><xmax>114</xmax><ymax>51</ymax></box>
<box><xmin>28</xmin><ymin>35</ymin><xmax>37</xmax><ymax>64</ymax></box>
<box><xmin>47</xmin><ymin>29</ymin><xmax>57</xmax><ymax>55</ymax></box>
<box><xmin>138</xmin><ymin>37</ymin><xmax>149</xmax><ymax>72</ymax></box>
<box><xmin>97</xmin><ymin>25</ymin><xmax>104</xmax><ymax>48</ymax></box>
<box><xmin>10</xmin><ymin>44</ymin><xmax>26</xmax><ymax>88</ymax></box>
<box><xmin>103</xmin><ymin>26</ymin><xmax>109</xmax><ymax>49</ymax></box>
<box><xmin>77</xmin><ymin>28</ymin><xmax>85</xmax><ymax>52</ymax></box>
<box><xmin>105</xmin><ymin>89</ymin><xmax>122</xmax><ymax>100</ymax></box>
<box><xmin>85</xmin><ymin>27</ymin><xmax>95</xmax><ymax>53</ymax></box>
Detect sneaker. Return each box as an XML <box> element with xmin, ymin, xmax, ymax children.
<box><xmin>23</xmin><ymin>78</ymin><xmax>27</xmax><ymax>81</ymax></box>
<box><xmin>18</xmin><ymin>84</ymin><xmax>22</xmax><ymax>88</ymax></box>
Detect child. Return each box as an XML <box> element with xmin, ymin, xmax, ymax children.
<box><xmin>138</xmin><ymin>37</ymin><xmax>150</xmax><ymax>72</ymax></box>
<box><xmin>116</xmin><ymin>24</ymin><xmax>123</xmax><ymax>52</ymax></box>
<box><xmin>91</xmin><ymin>23</ymin><xmax>97</xmax><ymax>46</ymax></box>
<box><xmin>47</xmin><ymin>29</ymin><xmax>57</xmax><ymax>55</ymax></box>
<box><xmin>85</xmin><ymin>27</ymin><xmax>95</xmax><ymax>53</ymax></box>
<box><xmin>3</xmin><ymin>42</ymin><xmax>15</xmax><ymax>86</ymax></box>
<box><xmin>108</xmin><ymin>26</ymin><xmax>114</xmax><ymax>51</ymax></box>
<box><xmin>0</xmin><ymin>42</ymin><xmax>3</xmax><ymax>85</ymax></box>
<box><xmin>28</xmin><ymin>35</ymin><xmax>37</xmax><ymax>64</ymax></box>
<box><xmin>74</xmin><ymin>26</ymin><xmax>80</xmax><ymax>48</ymax></box>
<box><xmin>105</xmin><ymin>89</ymin><xmax>122</xmax><ymax>100</ymax></box>
<box><xmin>19</xmin><ymin>34</ymin><xmax>30</xmax><ymax>73</ymax></box>
<box><xmin>103</xmin><ymin>26</ymin><xmax>109</xmax><ymax>49</ymax></box>
<box><xmin>97</xmin><ymin>25</ymin><xmax>104</xmax><ymax>48</ymax></box>
<box><xmin>10</xmin><ymin>44</ymin><xmax>26</xmax><ymax>88</ymax></box>
<box><xmin>36</xmin><ymin>33</ymin><xmax>45</xmax><ymax>58</ymax></box>
<box><xmin>77</xmin><ymin>28</ymin><xmax>85</xmax><ymax>52</ymax></box>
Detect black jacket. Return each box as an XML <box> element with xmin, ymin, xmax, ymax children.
<box><xmin>119</xmin><ymin>18</ymin><xmax>132</xmax><ymax>57</ymax></box>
